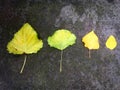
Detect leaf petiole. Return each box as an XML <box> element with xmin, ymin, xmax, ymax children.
<box><xmin>89</xmin><ymin>49</ymin><xmax>91</xmax><ymax>58</ymax></box>
<box><xmin>60</xmin><ymin>50</ymin><xmax>63</xmax><ymax>72</ymax></box>
<box><xmin>20</xmin><ymin>55</ymin><xmax>27</xmax><ymax>74</ymax></box>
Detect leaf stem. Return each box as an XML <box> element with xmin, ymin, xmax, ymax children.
<box><xmin>20</xmin><ymin>55</ymin><xmax>27</xmax><ymax>74</ymax></box>
<box><xmin>60</xmin><ymin>50</ymin><xmax>63</xmax><ymax>72</ymax></box>
<box><xmin>89</xmin><ymin>49</ymin><xmax>91</xmax><ymax>58</ymax></box>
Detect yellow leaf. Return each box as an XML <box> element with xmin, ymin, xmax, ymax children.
<box><xmin>7</xmin><ymin>23</ymin><xmax>43</xmax><ymax>74</ymax></box>
<box><xmin>7</xmin><ymin>23</ymin><xmax>43</xmax><ymax>54</ymax></box>
<box><xmin>82</xmin><ymin>30</ymin><xmax>99</xmax><ymax>50</ymax></box>
<box><xmin>105</xmin><ymin>35</ymin><xmax>117</xmax><ymax>50</ymax></box>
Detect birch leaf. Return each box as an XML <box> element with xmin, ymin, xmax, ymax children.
<box><xmin>106</xmin><ymin>35</ymin><xmax>117</xmax><ymax>50</ymax></box>
<box><xmin>7</xmin><ymin>23</ymin><xmax>43</xmax><ymax>54</ymax></box>
<box><xmin>82</xmin><ymin>30</ymin><xmax>99</xmax><ymax>58</ymax></box>
<box><xmin>47</xmin><ymin>29</ymin><xmax>76</xmax><ymax>72</ymax></box>
<box><xmin>82</xmin><ymin>30</ymin><xmax>99</xmax><ymax>50</ymax></box>
<box><xmin>48</xmin><ymin>29</ymin><xmax>76</xmax><ymax>50</ymax></box>
<box><xmin>7</xmin><ymin>23</ymin><xmax>43</xmax><ymax>73</ymax></box>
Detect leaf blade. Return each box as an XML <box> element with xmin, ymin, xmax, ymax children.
<box><xmin>7</xmin><ymin>23</ymin><xmax>43</xmax><ymax>54</ymax></box>
<box><xmin>47</xmin><ymin>29</ymin><xmax>76</xmax><ymax>50</ymax></box>
<box><xmin>82</xmin><ymin>30</ymin><xmax>99</xmax><ymax>50</ymax></box>
<box><xmin>105</xmin><ymin>35</ymin><xmax>117</xmax><ymax>50</ymax></box>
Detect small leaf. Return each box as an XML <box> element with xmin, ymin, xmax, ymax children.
<box><xmin>48</xmin><ymin>29</ymin><xmax>76</xmax><ymax>50</ymax></box>
<box><xmin>105</xmin><ymin>35</ymin><xmax>117</xmax><ymax>50</ymax></box>
<box><xmin>82</xmin><ymin>30</ymin><xmax>99</xmax><ymax>50</ymax></box>
<box><xmin>7</xmin><ymin>23</ymin><xmax>43</xmax><ymax>54</ymax></box>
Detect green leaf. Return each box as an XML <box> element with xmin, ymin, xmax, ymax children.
<box><xmin>47</xmin><ymin>29</ymin><xmax>76</xmax><ymax>72</ymax></box>
<box><xmin>47</xmin><ymin>29</ymin><xmax>76</xmax><ymax>50</ymax></box>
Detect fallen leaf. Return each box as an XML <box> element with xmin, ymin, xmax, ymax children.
<box><xmin>7</xmin><ymin>23</ymin><xmax>43</xmax><ymax>73</ymax></box>
<box><xmin>47</xmin><ymin>29</ymin><xmax>76</xmax><ymax>72</ymax></box>
<box><xmin>7</xmin><ymin>23</ymin><xmax>43</xmax><ymax>54</ymax></box>
<box><xmin>106</xmin><ymin>35</ymin><xmax>117</xmax><ymax>50</ymax></box>
<box><xmin>48</xmin><ymin>29</ymin><xmax>76</xmax><ymax>50</ymax></box>
<box><xmin>82</xmin><ymin>30</ymin><xmax>99</xmax><ymax>58</ymax></box>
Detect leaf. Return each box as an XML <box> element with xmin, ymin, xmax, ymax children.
<box><xmin>7</xmin><ymin>23</ymin><xmax>43</xmax><ymax>54</ymax></box>
<box><xmin>7</xmin><ymin>23</ymin><xmax>43</xmax><ymax>73</ymax></box>
<box><xmin>105</xmin><ymin>35</ymin><xmax>117</xmax><ymax>50</ymax></box>
<box><xmin>47</xmin><ymin>29</ymin><xmax>76</xmax><ymax>72</ymax></box>
<box><xmin>47</xmin><ymin>29</ymin><xmax>76</xmax><ymax>50</ymax></box>
<box><xmin>82</xmin><ymin>30</ymin><xmax>99</xmax><ymax>50</ymax></box>
<box><xmin>82</xmin><ymin>30</ymin><xmax>99</xmax><ymax>58</ymax></box>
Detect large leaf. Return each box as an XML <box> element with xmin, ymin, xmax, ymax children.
<box><xmin>105</xmin><ymin>35</ymin><xmax>117</xmax><ymax>50</ymax></box>
<box><xmin>7</xmin><ymin>23</ymin><xmax>43</xmax><ymax>54</ymax></box>
<box><xmin>7</xmin><ymin>23</ymin><xmax>43</xmax><ymax>74</ymax></box>
<box><xmin>47</xmin><ymin>29</ymin><xmax>76</xmax><ymax>50</ymax></box>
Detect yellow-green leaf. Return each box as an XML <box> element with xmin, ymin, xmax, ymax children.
<box><xmin>47</xmin><ymin>29</ymin><xmax>76</xmax><ymax>72</ymax></box>
<box><xmin>105</xmin><ymin>35</ymin><xmax>117</xmax><ymax>50</ymax></box>
<box><xmin>47</xmin><ymin>29</ymin><xmax>76</xmax><ymax>50</ymax></box>
<box><xmin>7</xmin><ymin>23</ymin><xmax>43</xmax><ymax>54</ymax></box>
<box><xmin>82</xmin><ymin>30</ymin><xmax>99</xmax><ymax>50</ymax></box>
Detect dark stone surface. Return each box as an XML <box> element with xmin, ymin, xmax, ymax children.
<box><xmin>0</xmin><ymin>0</ymin><xmax>120</xmax><ymax>90</ymax></box>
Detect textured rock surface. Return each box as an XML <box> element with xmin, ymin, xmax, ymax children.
<box><xmin>0</xmin><ymin>0</ymin><xmax>120</xmax><ymax>90</ymax></box>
